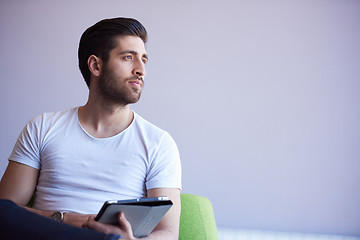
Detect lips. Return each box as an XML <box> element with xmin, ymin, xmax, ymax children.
<box><xmin>128</xmin><ymin>79</ymin><xmax>143</xmax><ymax>88</ymax></box>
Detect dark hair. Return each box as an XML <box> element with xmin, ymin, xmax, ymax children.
<box><xmin>78</xmin><ymin>17</ymin><xmax>148</xmax><ymax>88</ymax></box>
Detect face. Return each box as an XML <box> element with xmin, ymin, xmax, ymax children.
<box><xmin>98</xmin><ymin>35</ymin><xmax>148</xmax><ymax>105</ymax></box>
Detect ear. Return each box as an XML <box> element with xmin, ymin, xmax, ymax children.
<box><xmin>87</xmin><ymin>55</ymin><xmax>102</xmax><ymax>77</ymax></box>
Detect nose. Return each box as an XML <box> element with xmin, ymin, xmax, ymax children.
<box><xmin>133</xmin><ymin>59</ymin><xmax>146</xmax><ymax>78</ymax></box>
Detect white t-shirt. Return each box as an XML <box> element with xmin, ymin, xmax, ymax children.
<box><xmin>9</xmin><ymin>107</ymin><xmax>181</xmax><ymax>214</ymax></box>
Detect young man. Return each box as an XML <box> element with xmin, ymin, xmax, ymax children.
<box><xmin>0</xmin><ymin>17</ymin><xmax>181</xmax><ymax>240</ymax></box>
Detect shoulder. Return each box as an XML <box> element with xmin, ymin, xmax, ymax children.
<box><xmin>29</xmin><ymin>107</ymin><xmax>78</xmax><ymax>126</ymax></box>
<box><xmin>133</xmin><ymin>112</ymin><xmax>166</xmax><ymax>135</ymax></box>
<box><xmin>132</xmin><ymin>112</ymin><xmax>174</xmax><ymax>143</ymax></box>
<box><xmin>25</xmin><ymin>107</ymin><xmax>78</xmax><ymax>134</ymax></box>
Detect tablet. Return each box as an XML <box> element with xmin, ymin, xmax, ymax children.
<box><xmin>95</xmin><ymin>197</ymin><xmax>173</xmax><ymax>238</ymax></box>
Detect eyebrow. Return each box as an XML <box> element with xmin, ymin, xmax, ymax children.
<box><xmin>119</xmin><ymin>50</ymin><xmax>148</xmax><ymax>61</ymax></box>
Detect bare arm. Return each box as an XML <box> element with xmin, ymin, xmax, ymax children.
<box><xmin>0</xmin><ymin>161</ymin><xmax>95</xmax><ymax>228</ymax></box>
<box><xmin>0</xmin><ymin>161</ymin><xmax>38</xmax><ymax>205</ymax></box>
<box><xmin>144</xmin><ymin>188</ymin><xmax>181</xmax><ymax>240</ymax></box>
<box><xmin>84</xmin><ymin>188</ymin><xmax>181</xmax><ymax>240</ymax></box>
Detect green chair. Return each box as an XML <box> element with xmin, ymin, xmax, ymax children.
<box><xmin>179</xmin><ymin>193</ymin><xmax>218</xmax><ymax>240</ymax></box>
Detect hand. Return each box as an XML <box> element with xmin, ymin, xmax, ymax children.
<box><xmin>63</xmin><ymin>212</ymin><xmax>97</xmax><ymax>228</ymax></box>
<box><xmin>83</xmin><ymin>212</ymin><xmax>137</xmax><ymax>240</ymax></box>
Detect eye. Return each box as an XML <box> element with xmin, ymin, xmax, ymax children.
<box><xmin>123</xmin><ymin>55</ymin><xmax>133</xmax><ymax>60</ymax></box>
<box><xmin>142</xmin><ymin>58</ymin><xmax>148</xmax><ymax>64</ymax></box>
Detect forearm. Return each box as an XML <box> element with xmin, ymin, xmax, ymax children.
<box><xmin>1</xmin><ymin>199</ymin><xmax>119</xmax><ymax>240</ymax></box>
<box><xmin>21</xmin><ymin>205</ymin><xmax>95</xmax><ymax>228</ymax></box>
<box><xmin>22</xmin><ymin>205</ymin><xmax>53</xmax><ymax>218</ymax></box>
<box><xmin>140</xmin><ymin>229</ymin><xmax>178</xmax><ymax>240</ymax></box>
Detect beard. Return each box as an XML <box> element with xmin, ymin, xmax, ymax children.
<box><xmin>98</xmin><ymin>66</ymin><xmax>143</xmax><ymax>105</ymax></box>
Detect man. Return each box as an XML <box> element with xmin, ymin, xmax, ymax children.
<box><xmin>0</xmin><ymin>17</ymin><xmax>181</xmax><ymax>240</ymax></box>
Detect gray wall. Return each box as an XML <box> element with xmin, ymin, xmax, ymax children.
<box><xmin>1</xmin><ymin>0</ymin><xmax>359</xmax><ymax>236</ymax></box>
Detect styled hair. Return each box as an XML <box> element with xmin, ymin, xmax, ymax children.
<box><xmin>78</xmin><ymin>17</ymin><xmax>148</xmax><ymax>88</ymax></box>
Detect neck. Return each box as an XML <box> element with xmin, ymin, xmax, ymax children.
<box><xmin>78</xmin><ymin>94</ymin><xmax>134</xmax><ymax>138</ymax></box>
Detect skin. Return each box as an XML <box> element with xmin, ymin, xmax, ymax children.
<box><xmin>0</xmin><ymin>35</ymin><xmax>180</xmax><ymax>240</ymax></box>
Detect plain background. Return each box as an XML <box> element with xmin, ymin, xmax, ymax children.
<box><xmin>1</xmin><ymin>0</ymin><xmax>359</xmax><ymax>237</ymax></box>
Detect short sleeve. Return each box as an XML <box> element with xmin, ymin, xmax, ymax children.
<box><xmin>145</xmin><ymin>132</ymin><xmax>182</xmax><ymax>190</ymax></box>
<box><xmin>9</xmin><ymin>117</ymin><xmax>42</xmax><ymax>170</ymax></box>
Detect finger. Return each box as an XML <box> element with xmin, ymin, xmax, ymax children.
<box><xmin>85</xmin><ymin>219</ymin><xmax>121</xmax><ymax>235</ymax></box>
<box><xmin>117</xmin><ymin>212</ymin><xmax>133</xmax><ymax>233</ymax></box>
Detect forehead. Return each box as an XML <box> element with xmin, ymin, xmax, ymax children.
<box><xmin>112</xmin><ymin>35</ymin><xmax>146</xmax><ymax>55</ymax></box>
